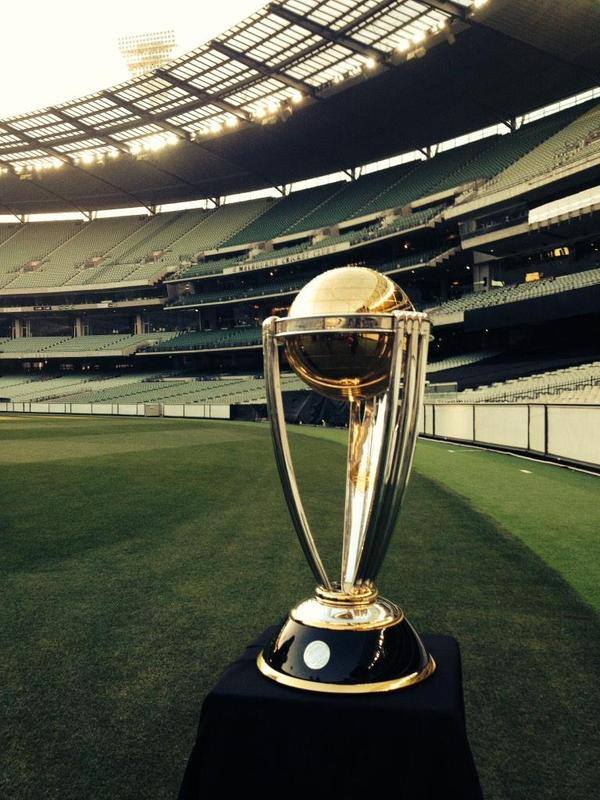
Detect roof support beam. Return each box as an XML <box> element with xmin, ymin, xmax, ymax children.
<box><xmin>0</xmin><ymin>196</ymin><xmax>24</xmax><ymax>222</ymax></box>
<box><xmin>0</xmin><ymin>96</ymin><xmax>203</xmax><ymax>157</ymax></box>
<box><xmin>154</xmin><ymin>70</ymin><xmax>252</xmax><ymax>122</ymax></box>
<box><xmin>0</xmin><ymin>122</ymin><xmax>75</xmax><ymax>167</ymax></box>
<box><xmin>49</xmin><ymin>108</ymin><xmax>136</xmax><ymax>160</ymax></box>
<box><xmin>103</xmin><ymin>90</ymin><xmax>280</xmax><ymax>190</ymax></box>
<box><xmin>0</xmin><ymin>122</ymin><xmax>155</xmax><ymax>214</ymax></box>
<box><xmin>0</xmin><ymin>160</ymin><xmax>92</xmax><ymax>218</ymax></box>
<box><xmin>101</xmin><ymin>90</ymin><xmax>192</xmax><ymax>141</ymax></box>
<box><xmin>338</xmin><ymin>0</ymin><xmax>403</xmax><ymax>36</ymax></box>
<box><xmin>0</xmin><ymin>146</ymin><xmax>96</xmax><ymax>218</ymax></box>
<box><xmin>210</xmin><ymin>40</ymin><xmax>315</xmax><ymax>97</ymax></box>
<box><xmin>424</xmin><ymin>1</ymin><xmax>467</xmax><ymax>21</ymax></box>
<box><xmin>48</xmin><ymin>107</ymin><xmax>208</xmax><ymax>194</ymax></box>
<box><xmin>267</xmin><ymin>3</ymin><xmax>383</xmax><ymax>59</ymax></box>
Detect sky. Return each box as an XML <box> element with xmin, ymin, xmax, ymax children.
<box><xmin>0</xmin><ymin>0</ymin><xmax>265</xmax><ymax>117</ymax></box>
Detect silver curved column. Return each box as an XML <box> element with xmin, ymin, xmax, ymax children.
<box><xmin>262</xmin><ymin>316</ymin><xmax>331</xmax><ymax>589</ymax></box>
<box><xmin>354</xmin><ymin>312</ymin><xmax>430</xmax><ymax>583</ymax></box>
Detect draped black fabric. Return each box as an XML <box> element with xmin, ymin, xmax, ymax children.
<box><xmin>178</xmin><ymin>627</ymin><xmax>483</xmax><ymax>800</ymax></box>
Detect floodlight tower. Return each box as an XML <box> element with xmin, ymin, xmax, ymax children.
<box><xmin>118</xmin><ymin>31</ymin><xmax>176</xmax><ymax>77</ymax></box>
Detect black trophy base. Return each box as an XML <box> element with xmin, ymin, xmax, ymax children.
<box><xmin>258</xmin><ymin>612</ymin><xmax>435</xmax><ymax>693</ymax></box>
<box><xmin>179</xmin><ymin>629</ymin><xmax>483</xmax><ymax>800</ymax></box>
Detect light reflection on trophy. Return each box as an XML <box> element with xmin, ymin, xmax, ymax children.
<box><xmin>257</xmin><ymin>265</ymin><xmax>434</xmax><ymax>693</ymax></box>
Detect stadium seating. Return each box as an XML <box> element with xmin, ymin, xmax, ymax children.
<box><xmin>46</xmin><ymin>217</ymin><xmax>146</xmax><ymax>267</ymax></box>
<box><xmin>427</xmin><ymin>266</ymin><xmax>600</xmax><ymax>317</ymax></box>
<box><xmin>426</xmin><ymin>351</ymin><xmax>500</xmax><ymax>374</ymax></box>
<box><xmin>470</xmin><ymin>102</ymin><xmax>600</xmax><ymax>198</ymax></box>
<box><xmin>0</xmin><ymin>372</ymin><xmax>161</xmax><ymax>402</ymax></box>
<box><xmin>56</xmin><ymin>372</ymin><xmax>304</xmax><ymax>406</ymax></box>
<box><xmin>1</xmin><ymin>375</ymin><xmax>109</xmax><ymax>401</ymax></box>
<box><xmin>168</xmin><ymin>277</ymin><xmax>305</xmax><ymax>308</ymax></box>
<box><xmin>0</xmin><ymin>333</ymin><xmax>177</xmax><ymax>356</ymax></box>
<box><xmin>0</xmin><ymin>225</ymin><xmax>19</xmax><ymax>246</ymax></box>
<box><xmin>42</xmin><ymin>334</ymin><xmax>172</xmax><ymax>352</ymax></box>
<box><xmin>222</xmin><ymin>184</ymin><xmax>345</xmax><ymax>247</ymax></box>
<box><xmin>554</xmin><ymin>127</ymin><xmax>600</xmax><ymax>169</ymax></box>
<box><xmin>102</xmin><ymin>212</ymin><xmax>200</xmax><ymax>264</ymax></box>
<box><xmin>282</xmin><ymin>163</ymin><xmax>418</xmax><ymax>234</ymax></box>
<box><xmin>0</xmin><ymin>202</ymin><xmax>270</xmax><ymax>290</ymax></box>
<box><xmin>380</xmin><ymin>247</ymin><xmax>450</xmax><ymax>274</ymax></box>
<box><xmin>429</xmin><ymin>361</ymin><xmax>600</xmax><ymax>403</ymax></box>
<box><xmin>145</xmin><ymin>327</ymin><xmax>261</xmax><ymax>353</ymax></box>
<box><xmin>0</xmin><ymin>221</ymin><xmax>80</xmax><ymax>270</ymax></box>
<box><xmin>537</xmin><ymin>384</ymin><xmax>600</xmax><ymax>403</ymax></box>
<box><xmin>164</xmin><ymin>200</ymin><xmax>273</xmax><ymax>261</ymax></box>
<box><xmin>4</xmin><ymin>266</ymin><xmax>81</xmax><ymax>289</ymax></box>
<box><xmin>63</xmin><ymin>263</ymin><xmax>138</xmax><ymax>286</ymax></box>
<box><xmin>2</xmin><ymin>353</ymin><xmax>598</xmax><ymax>407</ymax></box>
<box><xmin>0</xmin><ymin>336</ymin><xmax>72</xmax><ymax>353</ymax></box>
<box><xmin>0</xmin><ymin>375</ymin><xmax>36</xmax><ymax>389</ymax></box>
<box><xmin>1</xmin><ymin>353</ymin><xmax>502</xmax><ymax>405</ymax></box>
<box><xmin>63</xmin><ymin>261</ymin><xmax>169</xmax><ymax>287</ymax></box>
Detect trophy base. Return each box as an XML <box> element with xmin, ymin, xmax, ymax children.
<box><xmin>257</xmin><ymin>595</ymin><xmax>435</xmax><ymax>693</ymax></box>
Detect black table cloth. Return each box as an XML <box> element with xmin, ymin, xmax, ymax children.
<box><xmin>178</xmin><ymin>626</ymin><xmax>482</xmax><ymax>799</ymax></box>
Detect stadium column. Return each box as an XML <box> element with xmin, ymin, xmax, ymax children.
<box><xmin>135</xmin><ymin>314</ymin><xmax>143</xmax><ymax>335</ymax></box>
<box><xmin>74</xmin><ymin>317</ymin><xmax>84</xmax><ymax>337</ymax></box>
<box><xmin>12</xmin><ymin>318</ymin><xmax>24</xmax><ymax>338</ymax></box>
<box><xmin>473</xmin><ymin>252</ymin><xmax>493</xmax><ymax>293</ymax></box>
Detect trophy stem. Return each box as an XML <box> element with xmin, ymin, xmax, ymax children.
<box><xmin>341</xmin><ymin>397</ymin><xmax>385</xmax><ymax>593</ymax></box>
<box><xmin>354</xmin><ymin>314</ymin><xmax>430</xmax><ymax>583</ymax></box>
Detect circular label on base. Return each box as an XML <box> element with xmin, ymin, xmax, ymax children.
<box><xmin>303</xmin><ymin>640</ymin><xmax>331</xmax><ymax>670</ymax></box>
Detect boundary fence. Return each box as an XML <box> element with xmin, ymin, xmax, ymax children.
<box><xmin>1</xmin><ymin>400</ymin><xmax>598</xmax><ymax>470</ymax></box>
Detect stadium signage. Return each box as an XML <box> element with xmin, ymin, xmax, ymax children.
<box><xmin>222</xmin><ymin>241</ymin><xmax>351</xmax><ymax>274</ymax></box>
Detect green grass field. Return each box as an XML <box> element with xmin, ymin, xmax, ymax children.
<box><xmin>1</xmin><ymin>415</ymin><xmax>598</xmax><ymax>800</ymax></box>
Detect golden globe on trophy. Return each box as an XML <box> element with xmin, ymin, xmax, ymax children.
<box><xmin>257</xmin><ymin>265</ymin><xmax>435</xmax><ymax>693</ymax></box>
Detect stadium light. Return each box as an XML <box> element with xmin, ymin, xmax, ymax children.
<box><xmin>0</xmin><ymin>0</ymin><xmax>500</xmax><ymax>180</ymax></box>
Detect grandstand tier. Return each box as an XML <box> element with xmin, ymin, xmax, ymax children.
<box><xmin>0</xmin><ymin>34</ymin><xmax>598</xmax><ymax>428</ymax></box>
<box><xmin>0</xmin><ymin>99</ymin><xmax>597</xmax><ymax>297</ymax></box>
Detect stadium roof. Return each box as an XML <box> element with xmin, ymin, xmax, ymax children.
<box><xmin>0</xmin><ymin>0</ymin><xmax>598</xmax><ymax>215</ymax></box>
